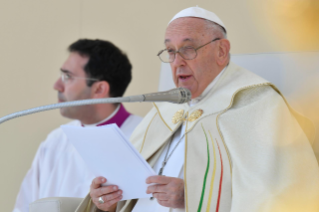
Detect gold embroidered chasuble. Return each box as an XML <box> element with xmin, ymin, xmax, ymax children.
<box><xmin>76</xmin><ymin>62</ymin><xmax>319</xmax><ymax>212</ymax></box>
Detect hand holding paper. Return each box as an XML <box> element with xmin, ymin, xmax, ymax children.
<box><xmin>61</xmin><ymin>124</ymin><xmax>156</xmax><ymax>201</ymax></box>
<box><xmin>89</xmin><ymin>177</ymin><xmax>122</xmax><ymax>212</ymax></box>
<box><xmin>146</xmin><ymin>175</ymin><xmax>185</xmax><ymax>209</ymax></box>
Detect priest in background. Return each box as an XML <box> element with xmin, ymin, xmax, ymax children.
<box><xmin>13</xmin><ymin>39</ymin><xmax>142</xmax><ymax>212</ymax></box>
<box><xmin>85</xmin><ymin>7</ymin><xmax>319</xmax><ymax>212</ymax></box>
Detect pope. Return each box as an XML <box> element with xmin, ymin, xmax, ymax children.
<box><xmin>81</xmin><ymin>6</ymin><xmax>319</xmax><ymax>212</ymax></box>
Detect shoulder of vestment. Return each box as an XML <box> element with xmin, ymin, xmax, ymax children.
<box><xmin>42</xmin><ymin>120</ymin><xmax>81</xmax><ymax>148</ymax></box>
<box><xmin>130</xmin><ymin>107</ymin><xmax>158</xmax><ymax>150</ymax></box>
<box><xmin>152</xmin><ymin>62</ymin><xmax>275</xmax><ymax>131</ymax></box>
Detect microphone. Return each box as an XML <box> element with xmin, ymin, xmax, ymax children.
<box><xmin>140</xmin><ymin>87</ymin><xmax>191</xmax><ymax>104</ymax></box>
<box><xmin>0</xmin><ymin>88</ymin><xmax>191</xmax><ymax>124</ymax></box>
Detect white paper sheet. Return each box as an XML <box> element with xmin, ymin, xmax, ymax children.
<box><xmin>61</xmin><ymin>124</ymin><xmax>156</xmax><ymax>200</ymax></box>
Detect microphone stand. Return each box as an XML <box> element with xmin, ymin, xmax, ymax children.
<box><xmin>0</xmin><ymin>88</ymin><xmax>191</xmax><ymax>125</ymax></box>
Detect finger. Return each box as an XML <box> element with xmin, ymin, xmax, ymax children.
<box><xmin>157</xmin><ymin>200</ymin><xmax>170</xmax><ymax>207</ymax></box>
<box><xmin>108</xmin><ymin>195</ymin><xmax>123</xmax><ymax>207</ymax></box>
<box><xmin>93</xmin><ymin>194</ymin><xmax>123</xmax><ymax>211</ymax></box>
<box><xmin>97</xmin><ymin>190</ymin><xmax>122</xmax><ymax>203</ymax></box>
<box><xmin>102</xmin><ymin>195</ymin><xmax>123</xmax><ymax>209</ymax></box>
<box><xmin>152</xmin><ymin>192</ymin><xmax>169</xmax><ymax>201</ymax></box>
<box><xmin>146</xmin><ymin>175</ymin><xmax>171</xmax><ymax>184</ymax></box>
<box><xmin>90</xmin><ymin>176</ymin><xmax>106</xmax><ymax>189</ymax></box>
<box><xmin>97</xmin><ymin>185</ymin><xmax>119</xmax><ymax>197</ymax></box>
<box><xmin>147</xmin><ymin>183</ymin><xmax>168</xmax><ymax>194</ymax></box>
<box><xmin>91</xmin><ymin>185</ymin><xmax>119</xmax><ymax>198</ymax></box>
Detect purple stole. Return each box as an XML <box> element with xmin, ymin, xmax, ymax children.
<box><xmin>92</xmin><ymin>104</ymin><xmax>131</xmax><ymax>128</ymax></box>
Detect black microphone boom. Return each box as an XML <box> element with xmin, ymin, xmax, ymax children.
<box><xmin>0</xmin><ymin>88</ymin><xmax>191</xmax><ymax>125</ymax></box>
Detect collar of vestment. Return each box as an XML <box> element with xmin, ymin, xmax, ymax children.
<box><xmin>188</xmin><ymin>67</ymin><xmax>226</xmax><ymax>107</ymax></box>
<box><xmin>153</xmin><ymin>62</ymin><xmax>270</xmax><ymax>133</ymax></box>
<box><xmin>82</xmin><ymin>104</ymin><xmax>131</xmax><ymax>128</ymax></box>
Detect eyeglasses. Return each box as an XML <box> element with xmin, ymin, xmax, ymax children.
<box><xmin>157</xmin><ymin>38</ymin><xmax>221</xmax><ymax>63</ymax></box>
<box><xmin>60</xmin><ymin>71</ymin><xmax>99</xmax><ymax>84</ymax></box>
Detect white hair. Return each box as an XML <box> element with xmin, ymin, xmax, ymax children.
<box><xmin>204</xmin><ymin>20</ymin><xmax>227</xmax><ymax>39</ymax></box>
<box><xmin>204</xmin><ymin>19</ymin><xmax>230</xmax><ymax>63</ymax></box>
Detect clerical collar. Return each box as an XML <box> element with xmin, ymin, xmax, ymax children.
<box><xmin>188</xmin><ymin>67</ymin><xmax>226</xmax><ymax>107</ymax></box>
<box><xmin>82</xmin><ymin>104</ymin><xmax>131</xmax><ymax>128</ymax></box>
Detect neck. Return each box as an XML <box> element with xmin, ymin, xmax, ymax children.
<box><xmin>80</xmin><ymin>103</ymin><xmax>118</xmax><ymax>125</ymax></box>
<box><xmin>189</xmin><ymin>66</ymin><xmax>227</xmax><ymax>106</ymax></box>
<box><xmin>82</xmin><ymin>104</ymin><xmax>131</xmax><ymax>128</ymax></box>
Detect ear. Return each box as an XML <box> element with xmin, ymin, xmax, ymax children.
<box><xmin>91</xmin><ymin>81</ymin><xmax>110</xmax><ymax>98</ymax></box>
<box><xmin>216</xmin><ymin>39</ymin><xmax>231</xmax><ymax>66</ymax></box>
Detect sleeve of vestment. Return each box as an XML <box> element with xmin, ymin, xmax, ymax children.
<box><xmin>219</xmin><ymin>85</ymin><xmax>319</xmax><ymax>212</ymax></box>
<box><xmin>12</xmin><ymin>142</ymin><xmax>45</xmax><ymax>212</ymax></box>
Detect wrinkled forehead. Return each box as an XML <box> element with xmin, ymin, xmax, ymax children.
<box><xmin>165</xmin><ymin>17</ymin><xmax>208</xmax><ymax>44</ymax></box>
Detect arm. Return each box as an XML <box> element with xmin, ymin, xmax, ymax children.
<box><xmin>13</xmin><ymin>142</ymin><xmax>45</xmax><ymax>212</ymax></box>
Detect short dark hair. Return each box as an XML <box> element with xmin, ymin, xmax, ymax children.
<box><xmin>68</xmin><ymin>39</ymin><xmax>132</xmax><ymax>97</ymax></box>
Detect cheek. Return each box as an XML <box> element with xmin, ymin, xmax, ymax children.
<box><xmin>170</xmin><ymin>65</ymin><xmax>178</xmax><ymax>84</ymax></box>
<box><xmin>190</xmin><ymin>58</ymin><xmax>210</xmax><ymax>80</ymax></box>
<box><xmin>187</xmin><ymin>63</ymin><xmax>200</xmax><ymax>81</ymax></box>
<box><xmin>63</xmin><ymin>85</ymin><xmax>78</xmax><ymax>100</ymax></box>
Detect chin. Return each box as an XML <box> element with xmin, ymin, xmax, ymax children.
<box><xmin>60</xmin><ymin>109</ymin><xmax>73</xmax><ymax>119</ymax></box>
<box><xmin>180</xmin><ymin>85</ymin><xmax>193</xmax><ymax>94</ymax></box>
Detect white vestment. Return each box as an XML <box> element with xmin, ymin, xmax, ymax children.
<box><xmin>115</xmin><ymin>62</ymin><xmax>319</xmax><ymax>212</ymax></box>
<box><xmin>74</xmin><ymin>62</ymin><xmax>319</xmax><ymax>212</ymax></box>
<box><xmin>13</xmin><ymin>105</ymin><xmax>142</xmax><ymax>212</ymax></box>
<box><xmin>132</xmin><ymin>68</ymin><xmax>226</xmax><ymax>212</ymax></box>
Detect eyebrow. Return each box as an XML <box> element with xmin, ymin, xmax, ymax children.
<box><xmin>164</xmin><ymin>38</ymin><xmax>195</xmax><ymax>44</ymax></box>
<box><xmin>60</xmin><ymin>69</ymin><xmax>72</xmax><ymax>74</ymax></box>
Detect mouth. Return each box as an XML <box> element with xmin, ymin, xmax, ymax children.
<box><xmin>178</xmin><ymin>75</ymin><xmax>192</xmax><ymax>81</ymax></box>
<box><xmin>58</xmin><ymin>93</ymin><xmax>66</xmax><ymax>103</ymax></box>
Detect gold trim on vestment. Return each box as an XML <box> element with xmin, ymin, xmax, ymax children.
<box><xmin>140</xmin><ymin>112</ymin><xmax>158</xmax><ymax>153</ymax></box>
<box><xmin>184</xmin><ymin>112</ymin><xmax>189</xmax><ymax>212</ymax></box>
<box><xmin>216</xmin><ymin>112</ymin><xmax>232</xmax><ymax>185</ymax></box>
<box><xmin>153</xmin><ymin>103</ymin><xmax>172</xmax><ymax>131</ymax></box>
<box><xmin>85</xmin><ymin>199</ymin><xmax>92</xmax><ymax>212</ymax></box>
<box><xmin>172</xmin><ymin>109</ymin><xmax>204</xmax><ymax>124</ymax></box>
<box><xmin>206</xmin><ymin>131</ymin><xmax>217</xmax><ymax>212</ymax></box>
<box><xmin>185</xmin><ymin>112</ymin><xmax>219</xmax><ymax>133</ymax></box>
<box><xmin>172</xmin><ymin>109</ymin><xmax>184</xmax><ymax>124</ymax></box>
<box><xmin>215</xmin><ymin>82</ymin><xmax>272</xmax><ymax>197</ymax></box>
<box><xmin>188</xmin><ymin>109</ymin><xmax>203</xmax><ymax>122</ymax></box>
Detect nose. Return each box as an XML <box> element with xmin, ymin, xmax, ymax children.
<box><xmin>53</xmin><ymin>77</ymin><xmax>64</xmax><ymax>92</ymax></box>
<box><xmin>172</xmin><ymin>53</ymin><xmax>186</xmax><ymax>68</ymax></box>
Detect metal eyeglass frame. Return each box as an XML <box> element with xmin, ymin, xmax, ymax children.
<box><xmin>60</xmin><ymin>71</ymin><xmax>100</xmax><ymax>83</ymax></box>
<box><xmin>157</xmin><ymin>38</ymin><xmax>221</xmax><ymax>63</ymax></box>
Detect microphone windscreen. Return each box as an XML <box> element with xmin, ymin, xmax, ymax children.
<box><xmin>143</xmin><ymin>88</ymin><xmax>191</xmax><ymax>104</ymax></box>
<box><xmin>178</xmin><ymin>87</ymin><xmax>192</xmax><ymax>103</ymax></box>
